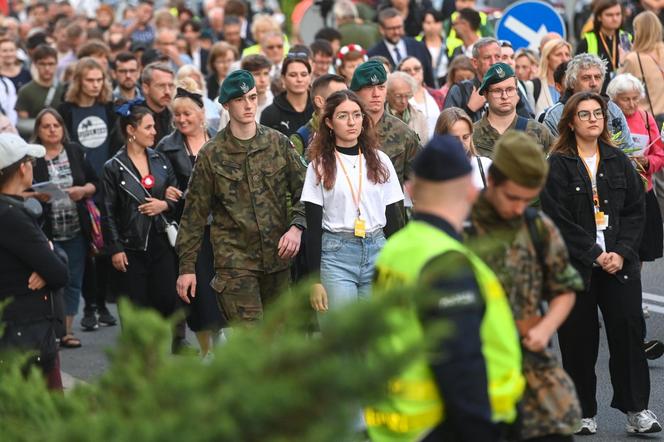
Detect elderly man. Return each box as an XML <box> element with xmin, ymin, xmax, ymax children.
<box><xmin>386</xmin><ymin>71</ymin><xmax>429</xmax><ymax>143</ymax></box>
<box><xmin>542</xmin><ymin>53</ymin><xmax>634</xmax><ymax>151</ymax></box>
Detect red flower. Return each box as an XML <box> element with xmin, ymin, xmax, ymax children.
<box><xmin>141</xmin><ymin>174</ymin><xmax>155</xmax><ymax>189</ymax></box>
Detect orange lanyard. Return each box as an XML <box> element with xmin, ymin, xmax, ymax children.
<box><xmin>335</xmin><ymin>147</ymin><xmax>363</xmax><ymax>218</ymax></box>
<box><xmin>580</xmin><ymin>147</ymin><xmax>601</xmax><ymax>210</ymax></box>
<box><xmin>599</xmin><ymin>32</ymin><xmax>617</xmax><ymax>70</ymax></box>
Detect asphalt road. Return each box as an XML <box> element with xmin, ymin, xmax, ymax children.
<box><xmin>60</xmin><ymin>259</ymin><xmax>664</xmax><ymax>441</ymax></box>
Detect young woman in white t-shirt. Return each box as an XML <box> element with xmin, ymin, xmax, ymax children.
<box><xmin>434</xmin><ymin>107</ymin><xmax>492</xmax><ymax>189</ymax></box>
<box><xmin>300</xmin><ymin>90</ymin><xmax>404</xmax><ymax>315</ymax></box>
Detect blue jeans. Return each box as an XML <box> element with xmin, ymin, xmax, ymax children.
<box><xmin>320</xmin><ymin>230</ymin><xmax>386</xmax><ymax>312</ymax></box>
<box><xmin>54</xmin><ymin>234</ymin><xmax>87</xmax><ymax>316</ymax></box>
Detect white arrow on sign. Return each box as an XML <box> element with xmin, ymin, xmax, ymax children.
<box><xmin>504</xmin><ymin>15</ymin><xmax>549</xmax><ymax>51</ymax></box>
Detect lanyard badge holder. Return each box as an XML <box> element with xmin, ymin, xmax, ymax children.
<box><xmin>336</xmin><ymin>148</ymin><xmax>366</xmax><ymax>238</ymax></box>
<box><xmin>582</xmin><ymin>151</ymin><xmax>609</xmax><ymax>231</ymax></box>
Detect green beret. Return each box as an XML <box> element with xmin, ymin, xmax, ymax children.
<box><xmin>218</xmin><ymin>70</ymin><xmax>255</xmax><ymax>104</ymax></box>
<box><xmin>492</xmin><ymin>131</ymin><xmax>549</xmax><ymax>189</ymax></box>
<box><xmin>349</xmin><ymin>60</ymin><xmax>387</xmax><ymax>91</ymax></box>
<box><xmin>478</xmin><ymin>62</ymin><xmax>515</xmax><ymax>95</ymax></box>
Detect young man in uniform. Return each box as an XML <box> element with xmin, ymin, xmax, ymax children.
<box><xmin>176</xmin><ymin>70</ymin><xmax>307</xmax><ymax>323</ymax></box>
<box><xmin>473</xmin><ymin>63</ymin><xmax>553</xmax><ymax>158</ymax></box>
<box><xmin>366</xmin><ymin>135</ymin><xmax>524</xmax><ymax>441</ymax></box>
<box><xmin>466</xmin><ymin>131</ymin><xmax>583</xmax><ymax>441</ymax></box>
<box><xmin>351</xmin><ymin>60</ymin><xmax>421</xmax><ymax>188</ymax></box>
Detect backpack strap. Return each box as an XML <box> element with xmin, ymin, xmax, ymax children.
<box><xmin>515</xmin><ymin>116</ymin><xmax>529</xmax><ymax>132</ymax></box>
<box><xmin>296</xmin><ymin>125</ymin><xmax>312</xmax><ymax>151</ymax></box>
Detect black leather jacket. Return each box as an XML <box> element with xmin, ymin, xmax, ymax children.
<box><xmin>156</xmin><ymin>129</ymin><xmax>214</xmax><ymax>222</ymax></box>
<box><xmin>100</xmin><ymin>147</ymin><xmax>177</xmax><ymax>254</ymax></box>
<box><xmin>541</xmin><ymin>141</ymin><xmax>645</xmax><ymax>287</ymax></box>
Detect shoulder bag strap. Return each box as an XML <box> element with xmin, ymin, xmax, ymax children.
<box><xmin>637</xmin><ymin>53</ymin><xmax>657</xmax><ymax>117</ymax></box>
<box><xmin>476</xmin><ymin>155</ymin><xmax>487</xmax><ymax>188</ymax></box>
<box><xmin>44</xmin><ymin>85</ymin><xmax>57</xmax><ymax>107</ymax></box>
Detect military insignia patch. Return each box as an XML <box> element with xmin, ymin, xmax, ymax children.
<box><xmin>496</xmin><ymin>66</ymin><xmax>505</xmax><ymax>78</ymax></box>
<box><xmin>240</xmin><ymin>82</ymin><xmax>249</xmax><ymax>93</ymax></box>
<box><xmin>371</xmin><ymin>74</ymin><xmax>379</xmax><ymax>85</ymax></box>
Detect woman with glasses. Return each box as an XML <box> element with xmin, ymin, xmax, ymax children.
<box><xmin>434</xmin><ymin>107</ymin><xmax>491</xmax><ymax>189</ymax></box>
<box><xmin>205</xmin><ymin>42</ymin><xmax>238</xmax><ymax>102</ymax></box>
<box><xmin>260</xmin><ymin>54</ymin><xmax>314</xmax><ymax>137</ymax></box>
<box><xmin>541</xmin><ymin>92</ymin><xmax>660</xmax><ymax>435</ymax></box>
<box><xmin>32</xmin><ymin>108</ymin><xmax>100</xmax><ymax>348</ymax></box>
<box><xmin>397</xmin><ymin>56</ymin><xmax>443</xmax><ymax>138</ymax></box>
<box><xmin>302</xmin><ymin>90</ymin><xmax>403</xmax><ymax>316</ymax></box>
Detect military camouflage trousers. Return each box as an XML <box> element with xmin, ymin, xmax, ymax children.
<box><xmin>210</xmin><ymin>269</ymin><xmax>290</xmax><ymax>323</ymax></box>
<box><xmin>517</xmin><ymin>349</ymin><xmax>582</xmax><ymax>440</ymax></box>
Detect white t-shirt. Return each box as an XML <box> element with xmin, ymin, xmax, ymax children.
<box><xmin>471</xmin><ymin>156</ymin><xmax>492</xmax><ymax>189</ymax></box>
<box><xmin>300</xmin><ymin>150</ymin><xmax>404</xmax><ymax>233</ymax></box>
<box><xmin>410</xmin><ymin>92</ymin><xmax>440</xmax><ymax>140</ymax></box>
<box><xmin>583</xmin><ymin>153</ymin><xmax>606</xmax><ymax>251</ymax></box>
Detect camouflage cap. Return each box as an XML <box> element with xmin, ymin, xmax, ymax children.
<box><xmin>349</xmin><ymin>60</ymin><xmax>387</xmax><ymax>91</ymax></box>
<box><xmin>413</xmin><ymin>135</ymin><xmax>472</xmax><ymax>181</ymax></box>
<box><xmin>218</xmin><ymin>69</ymin><xmax>255</xmax><ymax>104</ymax></box>
<box><xmin>492</xmin><ymin>130</ymin><xmax>549</xmax><ymax>189</ymax></box>
<box><xmin>478</xmin><ymin>62</ymin><xmax>515</xmax><ymax>95</ymax></box>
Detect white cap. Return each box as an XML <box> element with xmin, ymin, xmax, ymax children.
<box><xmin>0</xmin><ymin>133</ymin><xmax>45</xmax><ymax>172</ymax></box>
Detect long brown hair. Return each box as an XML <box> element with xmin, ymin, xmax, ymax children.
<box><xmin>64</xmin><ymin>57</ymin><xmax>113</xmax><ymax>105</ymax></box>
<box><xmin>434</xmin><ymin>107</ymin><xmax>478</xmax><ymax>156</ymax></box>
<box><xmin>551</xmin><ymin>91</ymin><xmax>613</xmax><ymax>156</ymax></box>
<box><xmin>308</xmin><ymin>90</ymin><xmax>389</xmax><ymax>190</ymax></box>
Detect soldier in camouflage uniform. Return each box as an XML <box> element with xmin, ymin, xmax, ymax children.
<box><xmin>290</xmin><ymin>73</ymin><xmax>347</xmax><ymax>158</ymax></box>
<box><xmin>175</xmin><ymin>70</ymin><xmax>307</xmax><ymax>323</ymax></box>
<box><xmin>465</xmin><ymin>131</ymin><xmax>583</xmax><ymax>441</ymax></box>
<box><xmin>472</xmin><ymin>63</ymin><xmax>554</xmax><ymax>159</ymax></box>
<box><xmin>350</xmin><ymin>60</ymin><xmax>421</xmax><ymax>187</ymax></box>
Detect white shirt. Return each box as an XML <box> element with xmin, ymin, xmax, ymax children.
<box><xmin>583</xmin><ymin>153</ymin><xmax>606</xmax><ymax>251</ymax></box>
<box><xmin>301</xmin><ymin>150</ymin><xmax>404</xmax><ymax>233</ymax></box>
<box><xmin>386</xmin><ymin>39</ymin><xmax>408</xmax><ymax>64</ymax></box>
<box><xmin>410</xmin><ymin>91</ymin><xmax>440</xmax><ymax>139</ymax></box>
<box><xmin>471</xmin><ymin>156</ymin><xmax>492</xmax><ymax>189</ymax></box>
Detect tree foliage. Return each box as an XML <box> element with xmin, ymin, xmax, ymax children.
<box><xmin>0</xmin><ymin>284</ymin><xmax>425</xmax><ymax>442</ymax></box>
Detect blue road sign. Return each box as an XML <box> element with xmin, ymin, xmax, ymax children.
<box><xmin>495</xmin><ymin>1</ymin><xmax>566</xmax><ymax>51</ymax></box>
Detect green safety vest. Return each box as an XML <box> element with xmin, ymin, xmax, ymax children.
<box><xmin>365</xmin><ymin>220</ymin><xmax>525</xmax><ymax>442</ymax></box>
<box><xmin>582</xmin><ymin>30</ymin><xmax>632</xmax><ymax>56</ymax></box>
<box><xmin>445</xmin><ymin>11</ymin><xmax>489</xmax><ymax>57</ymax></box>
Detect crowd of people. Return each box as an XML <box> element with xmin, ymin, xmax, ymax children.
<box><xmin>0</xmin><ymin>0</ymin><xmax>664</xmax><ymax>440</ymax></box>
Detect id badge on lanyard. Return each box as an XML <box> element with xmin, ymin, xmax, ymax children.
<box><xmin>592</xmin><ymin>186</ymin><xmax>609</xmax><ymax>230</ymax></box>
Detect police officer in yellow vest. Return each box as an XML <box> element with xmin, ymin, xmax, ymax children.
<box><xmin>366</xmin><ymin>135</ymin><xmax>524</xmax><ymax>441</ymax></box>
<box><xmin>576</xmin><ymin>0</ymin><xmax>632</xmax><ymax>93</ymax></box>
<box><xmin>443</xmin><ymin>0</ymin><xmax>494</xmax><ymax>58</ymax></box>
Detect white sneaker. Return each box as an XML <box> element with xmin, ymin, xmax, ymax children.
<box><xmin>626</xmin><ymin>410</ymin><xmax>662</xmax><ymax>433</ymax></box>
<box><xmin>576</xmin><ymin>417</ymin><xmax>597</xmax><ymax>435</ymax></box>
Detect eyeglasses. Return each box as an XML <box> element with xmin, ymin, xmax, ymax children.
<box><xmin>287</xmin><ymin>51</ymin><xmax>309</xmax><ymax>59</ymax></box>
<box><xmin>391</xmin><ymin>93</ymin><xmax>412</xmax><ymax>101</ymax></box>
<box><xmin>265</xmin><ymin>44</ymin><xmax>284</xmax><ymax>50</ymax></box>
<box><xmin>116</xmin><ymin>68</ymin><xmax>138</xmax><ymax>75</ymax></box>
<box><xmin>152</xmin><ymin>82</ymin><xmax>175</xmax><ymax>91</ymax></box>
<box><xmin>334</xmin><ymin>111</ymin><xmax>364</xmax><ymax>122</ymax></box>
<box><xmin>577</xmin><ymin>109</ymin><xmax>605</xmax><ymax>121</ymax></box>
<box><xmin>487</xmin><ymin>86</ymin><xmax>517</xmax><ymax>98</ymax></box>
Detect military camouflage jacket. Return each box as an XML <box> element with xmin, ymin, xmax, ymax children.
<box><xmin>466</xmin><ymin>194</ymin><xmax>583</xmax><ymax>439</ymax></box>
<box><xmin>375</xmin><ymin>112</ymin><xmax>421</xmax><ymax>185</ymax></box>
<box><xmin>472</xmin><ymin>114</ymin><xmax>554</xmax><ymax>159</ymax></box>
<box><xmin>176</xmin><ymin>124</ymin><xmax>307</xmax><ymax>274</ymax></box>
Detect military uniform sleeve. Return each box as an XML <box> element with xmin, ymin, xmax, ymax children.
<box><xmin>175</xmin><ymin>147</ymin><xmax>214</xmax><ymax>274</ymax></box>
<box><xmin>417</xmin><ymin>251</ymin><xmax>498</xmax><ymax>441</ymax></box>
<box><xmin>536</xmin><ymin>121</ymin><xmax>554</xmax><ymax>153</ymax></box>
<box><xmin>540</xmin><ymin>215</ymin><xmax>584</xmax><ymax>300</ymax></box>
<box><xmin>404</xmin><ymin>127</ymin><xmax>422</xmax><ymax>180</ymax></box>
<box><xmin>283</xmin><ymin>137</ymin><xmax>307</xmax><ymax>229</ymax></box>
